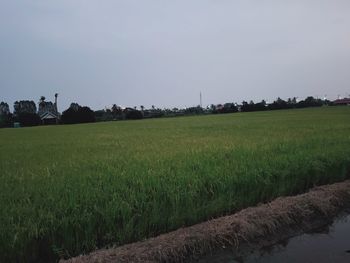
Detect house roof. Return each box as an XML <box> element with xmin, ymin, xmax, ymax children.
<box><xmin>40</xmin><ymin>111</ymin><xmax>58</xmax><ymax>120</ymax></box>
<box><xmin>333</xmin><ymin>98</ymin><xmax>350</xmax><ymax>104</ymax></box>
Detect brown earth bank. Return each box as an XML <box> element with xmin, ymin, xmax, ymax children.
<box><xmin>62</xmin><ymin>180</ymin><xmax>350</xmax><ymax>263</ymax></box>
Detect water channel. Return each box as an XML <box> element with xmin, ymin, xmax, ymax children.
<box><xmin>199</xmin><ymin>214</ymin><xmax>350</xmax><ymax>263</ymax></box>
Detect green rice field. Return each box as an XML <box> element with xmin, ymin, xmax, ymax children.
<box><xmin>1</xmin><ymin>107</ymin><xmax>350</xmax><ymax>262</ymax></box>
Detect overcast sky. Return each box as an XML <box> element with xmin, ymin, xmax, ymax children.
<box><xmin>1</xmin><ymin>0</ymin><xmax>350</xmax><ymax>111</ymax></box>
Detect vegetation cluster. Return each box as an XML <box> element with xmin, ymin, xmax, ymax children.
<box><xmin>0</xmin><ymin>95</ymin><xmax>342</xmax><ymax>128</ymax></box>
<box><xmin>61</xmin><ymin>104</ymin><xmax>95</xmax><ymax>124</ymax></box>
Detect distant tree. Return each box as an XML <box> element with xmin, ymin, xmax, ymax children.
<box><xmin>163</xmin><ymin>108</ymin><xmax>173</xmax><ymax>116</ymax></box>
<box><xmin>285</xmin><ymin>97</ymin><xmax>297</xmax><ymax>109</ymax></box>
<box><xmin>0</xmin><ymin>113</ymin><xmax>13</xmax><ymax>128</ymax></box>
<box><xmin>124</xmin><ymin>108</ymin><xmax>143</xmax><ymax>120</ymax></box>
<box><xmin>13</xmin><ymin>100</ymin><xmax>40</xmax><ymax>126</ymax></box>
<box><xmin>322</xmin><ymin>99</ymin><xmax>331</xmax><ymax>106</ymax></box>
<box><xmin>111</xmin><ymin>104</ymin><xmax>123</xmax><ymax>120</ymax></box>
<box><xmin>94</xmin><ymin>110</ymin><xmax>105</xmax><ymax>122</ymax></box>
<box><xmin>184</xmin><ymin>106</ymin><xmax>204</xmax><ymax>115</ymax></box>
<box><xmin>61</xmin><ymin>108</ymin><xmax>76</xmax><ymax>124</ymax></box>
<box><xmin>219</xmin><ymin>103</ymin><xmax>238</xmax><ymax>113</ymax></box>
<box><xmin>241</xmin><ymin>100</ymin><xmax>252</xmax><ymax>112</ymax></box>
<box><xmin>69</xmin><ymin>103</ymin><xmax>80</xmax><ymax>111</ymax></box>
<box><xmin>38</xmin><ymin>96</ymin><xmax>46</xmax><ymax>110</ymax></box>
<box><xmin>250</xmin><ymin>100</ymin><xmax>266</xmax><ymax>111</ymax></box>
<box><xmin>0</xmin><ymin>102</ymin><xmax>13</xmax><ymax>128</ymax></box>
<box><xmin>240</xmin><ymin>100</ymin><xmax>267</xmax><ymax>112</ymax></box>
<box><xmin>101</xmin><ymin>108</ymin><xmax>114</xmax><ymax>121</ymax></box>
<box><xmin>78</xmin><ymin>106</ymin><xmax>95</xmax><ymax>123</ymax></box>
<box><xmin>143</xmin><ymin>106</ymin><xmax>164</xmax><ymax>118</ymax></box>
<box><xmin>210</xmin><ymin>104</ymin><xmax>218</xmax><ymax>114</ymax></box>
<box><xmin>14</xmin><ymin>100</ymin><xmax>37</xmax><ymax>116</ymax></box>
<box><xmin>268</xmin><ymin>97</ymin><xmax>288</xmax><ymax>110</ymax></box>
<box><xmin>0</xmin><ymin>102</ymin><xmax>10</xmax><ymax>116</ymax></box>
<box><xmin>61</xmin><ymin>103</ymin><xmax>95</xmax><ymax>124</ymax></box>
<box><xmin>140</xmin><ymin>105</ymin><xmax>145</xmax><ymax>117</ymax></box>
<box><xmin>297</xmin><ymin>96</ymin><xmax>323</xmax><ymax>108</ymax></box>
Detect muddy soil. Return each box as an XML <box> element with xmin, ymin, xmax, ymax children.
<box><xmin>62</xmin><ymin>180</ymin><xmax>350</xmax><ymax>263</ymax></box>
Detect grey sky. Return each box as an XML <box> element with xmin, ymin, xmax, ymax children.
<box><xmin>1</xmin><ymin>0</ymin><xmax>350</xmax><ymax>111</ymax></box>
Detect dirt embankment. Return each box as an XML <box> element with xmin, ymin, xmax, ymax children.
<box><xmin>62</xmin><ymin>180</ymin><xmax>350</xmax><ymax>263</ymax></box>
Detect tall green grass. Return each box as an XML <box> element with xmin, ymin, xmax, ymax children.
<box><xmin>0</xmin><ymin>107</ymin><xmax>350</xmax><ymax>262</ymax></box>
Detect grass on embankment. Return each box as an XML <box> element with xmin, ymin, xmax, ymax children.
<box><xmin>0</xmin><ymin>106</ymin><xmax>350</xmax><ymax>262</ymax></box>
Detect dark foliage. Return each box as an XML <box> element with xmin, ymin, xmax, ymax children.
<box><xmin>13</xmin><ymin>100</ymin><xmax>37</xmax><ymax>115</ymax></box>
<box><xmin>268</xmin><ymin>98</ymin><xmax>291</xmax><ymax>110</ymax></box>
<box><xmin>143</xmin><ymin>109</ymin><xmax>164</xmax><ymax>118</ymax></box>
<box><xmin>4</xmin><ymin>94</ymin><xmax>332</xmax><ymax>128</ymax></box>
<box><xmin>0</xmin><ymin>113</ymin><xmax>14</xmax><ymax>128</ymax></box>
<box><xmin>241</xmin><ymin>100</ymin><xmax>267</xmax><ymax>112</ymax></box>
<box><xmin>17</xmin><ymin>113</ymin><xmax>41</xmax><ymax>127</ymax></box>
<box><xmin>124</xmin><ymin>108</ymin><xmax>143</xmax><ymax>120</ymax></box>
<box><xmin>94</xmin><ymin>110</ymin><xmax>106</xmax><ymax>122</ymax></box>
<box><xmin>112</xmin><ymin>104</ymin><xmax>123</xmax><ymax>120</ymax></box>
<box><xmin>184</xmin><ymin>106</ymin><xmax>204</xmax><ymax>115</ymax></box>
<box><xmin>220</xmin><ymin>103</ymin><xmax>239</xmax><ymax>114</ymax></box>
<box><xmin>297</xmin><ymin>96</ymin><xmax>323</xmax><ymax>108</ymax></box>
<box><xmin>61</xmin><ymin>104</ymin><xmax>95</xmax><ymax>124</ymax></box>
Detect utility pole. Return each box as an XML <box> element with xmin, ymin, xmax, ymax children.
<box><xmin>200</xmin><ymin>91</ymin><xmax>202</xmax><ymax>108</ymax></box>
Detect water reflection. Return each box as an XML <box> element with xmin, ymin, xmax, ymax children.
<box><xmin>198</xmin><ymin>214</ymin><xmax>350</xmax><ymax>263</ymax></box>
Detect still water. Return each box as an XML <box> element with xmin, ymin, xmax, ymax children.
<box><xmin>199</xmin><ymin>214</ymin><xmax>350</xmax><ymax>263</ymax></box>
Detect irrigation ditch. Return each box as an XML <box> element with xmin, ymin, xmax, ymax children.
<box><xmin>62</xmin><ymin>179</ymin><xmax>350</xmax><ymax>263</ymax></box>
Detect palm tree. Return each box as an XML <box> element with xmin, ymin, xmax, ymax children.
<box><xmin>39</xmin><ymin>96</ymin><xmax>46</xmax><ymax>111</ymax></box>
<box><xmin>54</xmin><ymin>93</ymin><xmax>58</xmax><ymax>113</ymax></box>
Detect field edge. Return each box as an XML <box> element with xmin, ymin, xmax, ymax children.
<box><xmin>61</xmin><ymin>178</ymin><xmax>350</xmax><ymax>263</ymax></box>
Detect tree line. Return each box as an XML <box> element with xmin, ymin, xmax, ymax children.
<box><xmin>0</xmin><ymin>96</ymin><xmax>339</xmax><ymax>128</ymax></box>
